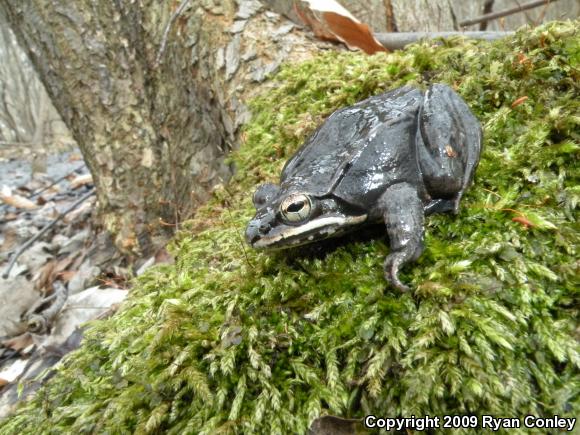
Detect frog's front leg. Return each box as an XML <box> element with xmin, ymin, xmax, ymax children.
<box><xmin>378</xmin><ymin>183</ymin><xmax>424</xmax><ymax>291</ymax></box>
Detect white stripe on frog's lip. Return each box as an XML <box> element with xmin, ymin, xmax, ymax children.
<box><xmin>252</xmin><ymin>214</ymin><xmax>368</xmax><ymax>248</ymax></box>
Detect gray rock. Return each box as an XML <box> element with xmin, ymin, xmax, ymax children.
<box><xmin>18</xmin><ymin>242</ymin><xmax>53</xmax><ymax>272</ymax></box>
<box><xmin>67</xmin><ymin>260</ymin><xmax>100</xmax><ymax>295</ymax></box>
<box><xmin>57</xmin><ymin>228</ymin><xmax>89</xmax><ymax>255</ymax></box>
<box><xmin>0</xmin><ymin>276</ymin><xmax>39</xmax><ymax>337</ymax></box>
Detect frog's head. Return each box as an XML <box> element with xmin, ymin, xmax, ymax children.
<box><xmin>245</xmin><ymin>183</ymin><xmax>367</xmax><ymax>249</ymax></box>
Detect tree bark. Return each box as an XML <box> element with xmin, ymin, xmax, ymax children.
<box><xmin>0</xmin><ymin>0</ymin><xmax>329</xmax><ymax>257</ymax></box>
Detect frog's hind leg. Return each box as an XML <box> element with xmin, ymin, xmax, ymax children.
<box><xmin>378</xmin><ymin>183</ymin><xmax>424</xmax><ymax>291</ymax></box>
<box><xmin>417</xmin><ymin>84</ymin><xmax>483</xmax><ymax>214</ymax></box>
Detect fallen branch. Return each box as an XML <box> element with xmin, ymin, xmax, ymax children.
<box><xmin>25</xmin><ymin>281</ymin><xmax>69</xmax><ymax>333</ymax></box>
<box><xmin>2</xmin><ymin>189</ymin><xmax>95</xmax><ymax>279</ymax></box>
<box><xmin>374</xmin><ymin>31</ymin><xmax>513</xmax><ymax>50</ymax></box>
<box><xmin>459</xmin><ymin>0</ymin><xmax>559</xmax><ymax>28</ymax></box>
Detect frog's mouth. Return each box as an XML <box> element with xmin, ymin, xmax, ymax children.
<box><xmin>252</xmin><ymin>213</ymin><xmax>368</xmax><ymax>249</ymax></box>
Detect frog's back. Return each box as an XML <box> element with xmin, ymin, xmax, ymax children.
<box><xmin>281</xmin><ymin>86</ymin><xmax>424</xmax><ymax>207</ymax></box>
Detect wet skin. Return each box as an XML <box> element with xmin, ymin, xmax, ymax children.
<box><xmin>246</xmin><ymin>84</ymin><xmax>482</xmax><ymax>290</ymax></box>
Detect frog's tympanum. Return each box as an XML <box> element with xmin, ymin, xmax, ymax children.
<box><xmin>246</xmin><ymin>84</ymin><xmax>482</xmax><ymax>290</ymax></box>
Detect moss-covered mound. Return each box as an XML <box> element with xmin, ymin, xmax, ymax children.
<box><xmin>1</xmin><ymin>21</ymin><xmax>578</xmax><ymax>435</ymax></box>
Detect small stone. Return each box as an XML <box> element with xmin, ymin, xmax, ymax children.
<box><xmin>67</xmin><ymin>260</ymin><xmax>100</xmax><ymax>295</ymax></box>
<box><xmin>58</xmin><ymin>229</ymin><xmax>89</xmax><ymax>255</ymax></box>
<box><xmin>19</xmin><ymin>242</ymin><xmax>52</xmax><ymax>272</ymax></box>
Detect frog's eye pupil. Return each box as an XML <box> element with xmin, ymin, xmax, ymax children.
<box><xmin>287</xmin><ymin>201</ymin><xmax>304</xmax><ymax>213</ymax></box>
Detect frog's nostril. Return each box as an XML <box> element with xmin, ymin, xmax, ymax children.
<box><xmin>245</xmin><ymin>223</ymin><xmax>260</xmax><ymax>244</ymax></box>
<box><xmin>259</xmin><ymin>222</ymin><xmax>270</xmax><ymax>233</ymax></box>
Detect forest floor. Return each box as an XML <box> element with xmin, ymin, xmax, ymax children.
<box><xmin>0</xmin><ymin>150</ymin><xmax>130</xmax><ymax>417</ymax></box>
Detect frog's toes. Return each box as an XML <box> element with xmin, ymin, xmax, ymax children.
<box><xmin>384</xmin><ymin>253</ymin><xmax>410</xmax><ymax>291</ymax></box>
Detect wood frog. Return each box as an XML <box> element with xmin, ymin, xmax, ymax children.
<box><xmin>246</xmin><ymin>84</ymin><xmax>482</xmax><ymax>290</ymax></box>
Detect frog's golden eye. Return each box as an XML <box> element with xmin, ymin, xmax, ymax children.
<box><xmin>280</xmin><ymin>194</ymin><xmax>312</xmax><ymax>223</ymax></box>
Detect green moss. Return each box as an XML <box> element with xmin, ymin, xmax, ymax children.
<box><xmin>1</xmin><ymin>21</ymin><xmax>578</xmax><ymax>435</ymax></box>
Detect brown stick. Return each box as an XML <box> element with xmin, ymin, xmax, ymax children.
<box><xmin>383</xmin><ymin>0</ymin><xmax>398</xmax><ymax>32</ymax></box>
<box><xmin>459</xmin><ymin>0</ymin><xmax>559</xmax><ymax>28</ymax></box>
<box><xmin>479</xmin><ymin>0</ymin><xmax>495</xmax><ymax>31</ymax></box>
<box><xmin>374</xmin><ymin>31</ymin><xmax>513</xmax><ymax>51</ymax></box>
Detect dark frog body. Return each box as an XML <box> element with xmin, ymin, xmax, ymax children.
<box><xmin>246</xmin><ymin>84</ymin><xmax>482</xmax><ymax>290</ymax></box>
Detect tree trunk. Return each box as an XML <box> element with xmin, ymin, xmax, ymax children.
<box><xmin>339</xmin><ymin>0</ymin><xmax>579</xmax><ymax>32</ymax></box>
<box><xmin>0</xmin><ymin>0</ymin><xmax>329</xmax><ymax>257</ymax></box>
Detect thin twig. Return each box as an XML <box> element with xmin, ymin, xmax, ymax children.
<box><xmin>154</xmin><ymin>0</ymin><xmax>191</xmax><ymax>68</ymax></box>
<box><xmin>374</xmin><ymin>31</ymin><xmax>513</xmax><ymax>51</ymax></box>
<box><xmin>2</xmin><ymin>189</ymin><xmax>95</xmax><ymax>279</ymax></box>
<box><xmin>28</xmin><ymin>163</ymin><xmax>86</xmax><ymax>199</ymax></box>
<box><xmin>383</xmin><ymin>0</ymin><xmax>398</xmax><ymax>32</ymax></box>
<box><xmin>479</xmin><ymin>0</ymin><xmax>495</xmax><ymax>31</ymax></box>
<box><xmin>0</xmin><ymin>141</ymin><xmax>41</xmax><ymax>146</ymax></box>
<box><xmin>459</xmin><ymin>0</ymin><xmax>559</xmax><ymax>28</ymax></box>
<box><xmin>0</xmin><ymin>164</ymin><xmax>86</xmax><ymax>214</ymax></box>
<box><xmin>447</xmin><ymin>0</ymin><xmax>459</xmax><ymax>31</ymax></box>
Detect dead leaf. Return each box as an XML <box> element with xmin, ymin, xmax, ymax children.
<box><xmin>445</xmin><ymin>144</ymin><xmax>458</xmax><ymax>157</ymax></box>
<box><xmin>512</xmin><ymin>216</ymin><xmax>535</xmax><ymax>228</ymax></box>
<box><xmin>57</xmin><ymin>270</ymin><xmax>77</xmax><ymax>283</ymax></box>
<box><xmin>55</xmin><ymin>256</ymin><xmax>76</xmax><ymax>274</ymax></box>
<box><xmin>309</xmin><ymin>415</ymin><xmax>361</xmax><ymax>435</ymax></box>
<box><xmin>42</xmin><ymin>287</ymin><xmax>127</xmax><ymax>349</ymax></box>
<box><xmin>155</xmin><ymin>247</ymin><xmax>174</xmax><ymax>265</ymax></box>
<box><xmin>2</xmin><ymin>212</ymin><xmax>18</xmax><ymax>221</ymax></box>
<box><xmin>294</xmin><ymin>0</ymin><xmax>387</xmax><ymax>54</ymax></box>
<box><xmin>511</xmin><ymin>96</ymin><xmax>528</xmax><ymax>108</ymax></box>
<box><xmin>0</xmin><ymin>226</ymin><xmax>19</xmax><ymax>251</ymax></box>
<box><xmin>0</xmin><ymin>186</ymin><xmax>38</xmax><ymax>210</ymax></box>
<box><xmin>34</xmin><ymin>260</ymin><xmax>58</xmax><ymax>291</ymax></box>
<box><xmin>1</xmin><ymin>333</ymin><xmax>33</xmax><ymax>352</ymax></box>
<box><xmin>34</xmin><ymin>256</ymin><xmax>77</xmax><ymax>291</ymax></box>
<box><xmin>63</xmin><ymin>198</ymin><xmax>94</xmax><ymax>223</ymax></box>
<box><xmin>70</xmin><ymin>173</ymin><xmax>93</xmax><ymax>189</ymax></box>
